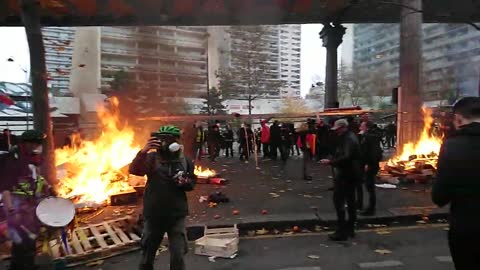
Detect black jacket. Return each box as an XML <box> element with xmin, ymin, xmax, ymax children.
<box><xmin>432</xmin><ymin>122</ymin><xmax>480</xmax><ymax>233</ymax></box>
<box><xmin>331</xmin><ymin>131</ymin><xmax>362</xmax><ymax>182</ymax></box>
<box><xmin>359</xmin><ymin>130</ymin><xmax>383</xmax><ymax>167</ymax></box>
<box><xmin>129</xmin><ymin>151</ymin><xmax>195</xmax><ymax>219</ymax></box>
<box><xmin>270</xmin><ymin>124</ymin><xmax>282</xmax><ymax>143</ymax></box>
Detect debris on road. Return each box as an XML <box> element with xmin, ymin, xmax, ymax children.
<box><xmin>374</xmin><ymin>249</ymin><xmax>393</xmax><ymax>255</ymax></box>
<box><xmin>307</xmin><ymin>255</ymin><xmax>320</xmax><ymax>260</ymax></box>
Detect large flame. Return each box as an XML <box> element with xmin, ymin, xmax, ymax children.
<box><xmin>387</xmin><ymin>107</ymin><xmax>443</xmax><ymax>171</ymax></box>
<box><xmin>55</xmin><ymin>98</ymin><xmax>141</xmax><ymax>203</ymax></box>
<box><xmin>194</xmin><ymin>166</ymin><xmax>217</xmax><ymax>178</ymax></box>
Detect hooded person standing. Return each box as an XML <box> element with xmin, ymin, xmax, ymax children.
<box><xmin>129</xmin><ymin>125</ymin><xmax>196</xmax><ymax>270</ymax></box>
<box><xmin>357</xmin><ymin>121</ymin><xmax>383</xmax><ymax>215</ymax></box>
<box><xmin>432</xmin><ymin>97</ymin><xmax>480</xmax><ymax>270</ymax></box>
<box><xmin>320</xmin><ymin>119</ymin><xmax>362</xmax><ymax>241</ymax></box>
<box><xmin>269</xmin><ymin>121</ymin><xmax>282</xmax><ymax>160</ymax></box>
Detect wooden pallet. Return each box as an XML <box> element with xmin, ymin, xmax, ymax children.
<box><xmin>49</xmin><ymin>216</ymin><xmax>140</xmax><ymax>260</ymax></box>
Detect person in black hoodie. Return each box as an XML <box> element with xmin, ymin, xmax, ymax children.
<box><xmin>357</xmin><ymin>121</ymin><xmax>383</xmax><ymax>216</ymax></box>
<box><xmin>432</xmin><ymin>97</ymin><xmax>480</xmax><ymax>270</ymax></box>
<box><xmin>222</xmin><ymin>124</ymin><xmax>234</xmax><ymax>158</ymax></box>
<box><xmin>269</xmin><ymin>121</ymin><xmax>282</xmax><ymax>160</ymax></box>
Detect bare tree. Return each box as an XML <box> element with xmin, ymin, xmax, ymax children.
<box><xmin>338</xmin><ymin>64</ymin><xmax>371</xmax><ymax>107</ymax></box>
<box><xmin>217</xmin><ymin>25</ymin><xmax>286</xmax><ymax>115</ymax></box>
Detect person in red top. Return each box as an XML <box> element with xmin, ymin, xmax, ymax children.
<box><xmin>260</xmin><ymin>120</ymin><xmax>271</xmax><ymax>159</ymax></box>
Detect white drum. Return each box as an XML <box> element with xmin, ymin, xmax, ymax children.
<box><xmin>36</xmin><ymin>197</ymin><xmax>75</xmax><ymax>228</ymax></box>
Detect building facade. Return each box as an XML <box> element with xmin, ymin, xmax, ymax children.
<box><xmin>279</xmin><ymin>24</ymin><xmax>302</xmax><ymax>98</ymax></box>
<box><xmin>208</xmin><ymin>25</ymin><xmax>301</xmax><ymax>99</ymax></box>
<box><xmin>352</xmin><ymin>23</ymin><xmax>480</xmax><ymax>102</ymax></box>
<box><xmin>42</xmin><ymin>27</ymin><xmax>76</xmax><ymax>95</ymax></box>
<box><xmin>99</xmin><ymin>26</ymin><xmax>208</xmax><ymax>98</ymax></box>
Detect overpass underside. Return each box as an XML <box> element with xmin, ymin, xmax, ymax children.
<box><xmin>0</xmin><ymin>0</ymin><xmax>479</xmax><ymax>26</ymax></box>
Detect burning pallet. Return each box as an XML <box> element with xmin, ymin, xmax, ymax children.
<box><xmin>194</xmin><ymin>166</ymin><xmax>227</xmax><ymax>185</ymax></box>
<box><xmin>49</xmin><ymin>217</ymin><xmax>140</xmax><ymax>262</ymax></box>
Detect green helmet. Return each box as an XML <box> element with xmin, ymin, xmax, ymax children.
<box><xmin>158</xmin><ymin>125</ymin><xmax>181</xmax><ymax>138</ymax></box>
<box><xmin>21</xmin><ymin>130</ymin><xmax>46</xmax><ymax>143</ymax></box>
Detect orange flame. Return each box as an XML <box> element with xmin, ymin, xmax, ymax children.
<box><xmin>55</xmin><ymin>100</ymin><xmax>141</xmax><ymax>203</ymax></box>
<box><xmin>194</xmin><ymin>166</ymin><xmax>217</xmax><ymax>178</ymax></box>
<box><xmin>387</xmin><ymin>107</ymin><xmax>443</xmax><ymax>170</ymax></box>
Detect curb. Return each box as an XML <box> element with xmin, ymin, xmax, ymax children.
<box><xmin>186</xmin><ymin>211</ymin><xmax>449</xmax><ymax>240</ymax></box>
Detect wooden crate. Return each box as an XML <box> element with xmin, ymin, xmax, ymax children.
<box><xmin>194</xmin><ymin>225</ymin><xmax>238</xmax><ymax>258</ymax></box>
<box><xmin>49</xmin><ymin>216</ymin><xmax>140</xmax><ymax>260</ymax></box>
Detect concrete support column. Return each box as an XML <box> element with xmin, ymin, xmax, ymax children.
<box><xmin>320</xmin><ymin>23</ymin><xmax>346</xmax><ymax>108</ymax></box>
<box><xmin>398</xmin><ymin>0</ymin><xmax>424</xmax><ymax>151</ymax></box>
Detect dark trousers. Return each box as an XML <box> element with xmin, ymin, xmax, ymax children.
<box><xmin>291</xmin><ymin>144</ymin><xmax>300</xmax><ymax>156</ymax></box>
<box><xmin>333</xmin><ymin>179</ymin><xmax>357</xmax><ymax>234</ymax></box>
<box><xmin>225</xmin><ymin>142</ymin><xmax>233</xmax><ymax>157</ymax></box>
<box><xmin>302</xmin><ymin>149</ymin><xmax>312</xmax><ymax>178</ymax></box>
<box><xmin>10</xmin><ymin>239</ymin><xmax>36</xmax><ymax>270</ymax></box>
<box><xmin>270</xmin><ymin>142</ymin><xmax>280</xmax><ymax>160</ymax></box>
<box><xmin>448</xmin><ymin>230</ymin><xmax>480</xmax><ymax>270</ymax></box>
<box><xmin>193</xmin><ymin>142</ymin><xmax>203</xmax><ymax>160</ymax></box>
<box><xmin>262</xmin><ymin>143</ymin><xmax>270</xmax><ymax>157</ymax></box>
<box><xmin>208</xmin><ymin>143</ymin><xmax>219</xmax><ymax>161</ymax></box>
<box><xmin>356</xmin><ymin>166</ymin><xmax>379</xmax><ymax>211</ymax></box>
<box><xmin>139</xmin><ymin>217</ymin><xmax>188</xmax><ymax>270</ymax></box>
<box><xmin>240</xmin><ymin>142</ymin><xmax>250</xmax><ymax>160</ymax></box>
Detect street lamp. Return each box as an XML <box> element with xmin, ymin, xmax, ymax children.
<box><xmin>7</xmin><ymin>57</ymin><xmax>31</xmax><ymax>129</ymax></box>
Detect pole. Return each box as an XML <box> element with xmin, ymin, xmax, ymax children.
<box><xmin>19</xmin><ymin>0</ymin><xmax>57</xmax><ymax>185</ymax></box>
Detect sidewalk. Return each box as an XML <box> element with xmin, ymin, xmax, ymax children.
<box><xmin>185</xmin><ymin>156</ymin><xmax>446</xmax><ymax>237</ymax></box>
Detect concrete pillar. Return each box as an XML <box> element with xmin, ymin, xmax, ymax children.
<box><xmin>398</xmin><ymin>0</ymin><xmax>424</xmax><ymax>151</ymax></box>
<box><xmin>320</xmin><ymin>23</ymin><xmax>346</xmax><ymax>108</ymax></box>
<box><xmin>69</xmin><ymin>27</ymin><xmax>101</xmax><ymax>96</ymax></box>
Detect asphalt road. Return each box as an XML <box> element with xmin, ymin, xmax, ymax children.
<box><xmin>72</xmin><ymin>224</ymin><xmax>454</xmax><ymax>270</ymax></box>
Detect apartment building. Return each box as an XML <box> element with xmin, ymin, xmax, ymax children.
<box><xmin>279</xmin><ymin>24</ymin><xmax>302</xmax><ymax>98</ymax></box>
<box><xmin>209</xmin><ymin>25</ymin><xmax>301</xmax><ymax>99</ymax></box>
<box><xmin>353</xmin><ymin>23</ymin><xmax>480</xmax><ymax>101</ymax></box>
<box><xmin>99</xmin><ymin>26</ymin><xmax>208</xmax><ymax>98</ymax></box>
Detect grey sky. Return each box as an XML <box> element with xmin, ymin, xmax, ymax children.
<box><xmin>0</xmin><ymin>25</ymin><xmax>329</xmax><ymax>96</ymax></box>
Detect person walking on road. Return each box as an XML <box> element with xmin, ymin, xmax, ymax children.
<box><xmin>260</xmin><ymin>120</ymin><xmax>271</xmax><ymax>159</ymax></box>
<box><xmin>130</xmin><ymin>126</ymin><xmax>195</xmax><ymax>270</ymax></box>
<box><xmin>432</xmin><ymin>97</ymin><xmax>480</xmax><ymax>270</ymax></box>
<box><xmin>320</xmin><ymin>119</ymin><xmax>362</xmax><ymax>241</ymax></box>
<box><xmin>357</xmin><ymin>121</ymin><xmax>383</xmax><ymax>216</ymax></box>
<box><xmin>269</xmin><ymin>121</ymin><xmax>282</xmax><ymax>160</ymax></box>
<box><xmin>223</xmin><ymin>124</ymin><xmax>234</xmax><ymax>158</ymax></box>
<box><xmin>192</xmin><ymin>123</ymin><xmax>205</xmax><ymax>161</ymax></box>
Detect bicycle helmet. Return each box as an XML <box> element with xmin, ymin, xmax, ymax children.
<box><xmin>158</xmin><ymin>125</ymin><xmax>181</xmax><ymax>138</ymax></box>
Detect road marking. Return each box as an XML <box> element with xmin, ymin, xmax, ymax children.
<box><xmin>358</xmin><ymin>260</ymin><xmax>404</xmax><ymax>268</ymax></box>
<box><xmin>241</xmin><ymin>223</ymin><xmax>448</xmax><ymax>240</ymax></box>
<box><xmin>435</xmin><ymin>256</ymin><xmax>453</xmax><ymax>263</ymax></box>
<box><xmin>276</xmin><ymin>267</ymin><xmax>321</xmax><ymax>270</ymax></box>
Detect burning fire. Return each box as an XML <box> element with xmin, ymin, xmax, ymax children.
<box><xmin>194</xmin><ymin>166</ymin><xmax>217</xmax><ymax>178</ymax></box>
<box><xmin>387</xmin><ymin>107</ymin><xmax>443</xmax><ymax>171</ymax></box>
<box><xmin>55</xmin><ymin>97</ymin><xmax>141</xmax><ymax>203</ymax></box>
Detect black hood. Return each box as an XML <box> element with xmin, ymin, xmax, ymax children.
<box><xmin>453</xmin><ymin>122</ymin><xmax>480</xmax><ymax>137</ymax></box>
